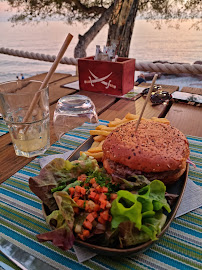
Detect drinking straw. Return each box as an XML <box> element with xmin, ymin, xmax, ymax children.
<box><xmin>135</xmin><ymin>74</ymin><xmax>158</xmax><ymax>132</ymax></box>
<box><xmin>21</xmin><ymin>33</ymin><xmax>73</xmax><ymax>130</ymax></box>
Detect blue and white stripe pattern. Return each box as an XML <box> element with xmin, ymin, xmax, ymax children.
<box><xmin>0</xmin><ymin>121</ymin><xmax>202</xmax><ymax>270</ymax></box>
<box><xmin>0</xmin><ymin>119</ymin><xmax>8</xmax><ymax>136</ymax></box>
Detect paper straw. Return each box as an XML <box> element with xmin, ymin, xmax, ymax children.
<box><xmin>135</xmin><ymin>74</ymin><xmax>158</xmax><ymax>132</ymax></box>
<box><xmin>22</xmin><ymin>33</ymin><xmax>73</xmax><ymax>126</ymax></box>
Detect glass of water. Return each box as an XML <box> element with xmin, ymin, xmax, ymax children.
<box><xmin>53</xmin><ymin>95</ymin><xmax>98</xmax><ymax>144</ymax></box>
<box><xmin>0</xmin><ymin>80</ymin><xmax>50</xmax><ymax>157</ymax></box>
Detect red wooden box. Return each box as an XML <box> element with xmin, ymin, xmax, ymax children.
<box><xmin>78</xmin><ymin>56</ymin><xmax>135</xmax><ymax>96</ymax></box>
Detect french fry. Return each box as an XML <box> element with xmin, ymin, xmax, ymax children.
<box><xmin>96</xmin><ymin>125</ymin><xmax>107</xmax><ymax>130</ymax></box>
<box><xmin>88</xmin><ymin>146</ymin><xmax>103</xmax><ymax>153</ymax></box>
<box><xmin>81</xmin><ymin>151</ymin><xmax>103</xmax><ymax>160</ymax></box>
<box><xmin>108</xmin><ymin>118</ymin><xmax>129</xmax><ymax>127</ymax></box>
<box><xmin>99</xmin><ymin>140</ymin><xmax>105</xmax><ymax>147</ymax></box>
<box><xmin>100</xmin><ymin>126</ymin><xmax>117</xmax><ymax>131</ymax></box>
<box><xmin>87</xmin><ymin>140</ymin><xmax>105</xmax><ymax>152</ymax></box>
<box><xmin>91</xmin><ymin>141</ymin><xmax>100</xmax><ymax>148</ymax></box>
<box><xmin>90</xmin><ymin>130</ymin><xmax>110</xmax><ymax>136</ymax></box>
<box><xmin>93</xmin><ymin>135</ymin><xmax>106</xmax><ymax>142</ymax></box>
<box><xmin>151</xmin><ymin>117</ymin><xmax>170</xmax><ymax>125</ymax></box>
<box><xmin>125</xmin><ymin>113</ymin><xmax>139</xmax><ymax>120</ymax></box>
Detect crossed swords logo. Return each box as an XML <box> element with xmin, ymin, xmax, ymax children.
<box><xmin>84</xmin><ymin>70</ymin><xmax>116</xmax><ymax>89</ymax></box>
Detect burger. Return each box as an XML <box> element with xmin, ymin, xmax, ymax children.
<box><xmin>102</xmin><ymin>119</ymin><xmax>190</xmax><ymax>185</ymax></box>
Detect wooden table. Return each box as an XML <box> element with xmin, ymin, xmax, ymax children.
<box><xmin>181</xmin><ymin>86</ymin><xmax>202</xmax><ymax>95</ymax></box>
<box><xmin>1</xmin><ymin>73</ymin><xmax>202</xmax><ymax>270</ymax></box>
<box><xmin>0</xmin><ymin>73</ymin><xmax>201</xmax><ymax>183</ymax></box>
<box><xmin>165</xmin><ymin>86</ymin><xmax>202</xmax><ymax>137</ymax></box>
<box><xmin>139</xmin><ymin>82</ymin><xmax>179</xmax><ymax>93</ymax></box>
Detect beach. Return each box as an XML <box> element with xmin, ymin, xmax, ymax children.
<box><xmin>0</xmin><ymin>6</ymin><xmax>201</xmax><ymax>89</ymax></box>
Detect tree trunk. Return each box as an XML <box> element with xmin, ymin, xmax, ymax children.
<box><xmin>74</xmin><ymin>4</ymin><xmax>114</xmax><ymax>58</ymax></box>
<box><xmin>107</xmin><ymin>0</ymin><xmax>139</xmax><ymax>57</ymax></box>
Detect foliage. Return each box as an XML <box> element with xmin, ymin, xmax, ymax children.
<box><xmin>7</xmin><ymin>0</ymin><xmax>113</xmax><ymax>23</ymax></box>
<box><xmin>138</xmin><ymin>0</ymin><xmax>202</xmax><ymax>30</ymax></box>
<box><xmin>7</xmin><ymin>0</ymin><xmax>202</xmax><ymax>27</ymax></box>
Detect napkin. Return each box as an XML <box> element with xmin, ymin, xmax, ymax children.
<box><xmin>39</xmin><ymin>151</ymin><xmax>74</xmax><ymax>168</ymax></box>
<box><xmin>62</xmin><ymin>81</ymin><xmax>80</xmax><ymax>91</ymax></box>
<box><xmin>39</xmin><ymin>153</ymin><xmax>202</xmax><ymax>262</ymax></box>
<box><xmin>175</xmin><ymin>178</ymin><xmax>202</xmax><ymax>217</ymax></box>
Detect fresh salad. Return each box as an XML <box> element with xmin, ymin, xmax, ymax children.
<box><xmin>29</xmin><ymin>154</ymin><xmax>172</xmax><ymax>250</ymax></box>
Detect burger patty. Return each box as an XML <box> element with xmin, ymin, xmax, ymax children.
<box><xmin>104</xmin><ymin>159</ymin><xmax>182</xmax><ymax>184</ymax></box>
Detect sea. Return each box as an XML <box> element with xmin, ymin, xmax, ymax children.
<box><xmin>0</xmin><ymin>5</ymin><xmax>202</xmax><ymax>90</ymax></box>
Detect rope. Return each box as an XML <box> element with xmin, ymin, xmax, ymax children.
<box><xmin>135</xmin><ymin>62</ymin><xmax>202</xmax><ymax>75</ymax></box>
<box><xmin>0</xmin><ymin>47</ymin><xmax>78</xmax><ymax>66</ymax></box>
<box><xmin>1</xmin><ymin>47</ymin><xmax>202</xmax><ymax>75</ymax></box>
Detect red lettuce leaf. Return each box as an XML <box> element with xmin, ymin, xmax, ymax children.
<box><xmin>29</xmin><ymin>158</ymin><xmax>72</xmax><ymax>211</ymax></box>
<box><xmin>53</xmin><ymin>191</ymin><xmax>77</xmax><ymax>230</ymax></box>
<box><xmin>37</xmin><ymin>224</ymin><xmax>75</xmax><ymax>251</ymax></box>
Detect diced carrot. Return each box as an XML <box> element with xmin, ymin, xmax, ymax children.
<box><xmin>73</xmin><ymin>207</ymin><xmax>80</xmax><ymax>214</ymax></box>
<box><xmin>99</xmin><ymin>193</ymin><xmax>107</xmax><ymax>200</ymax></box>
<box><xmin>110</xmin><ymin>193</ymin><xmax>117</xmax><ymax>201</ymax></box>
<box><xmin>101</xmin><ymin>186</ymin><xmax>108</xmax><ymax>193</ymax></box>
<box><xmin>100</xmin><ymin>199</ymin><xmax>107</xmax><ymax>209</ymax></box>
<box><xmin>94</xmin><ymin>194</ymin><xmax>100</xmax><ymax>202</ymax></box>
<box><xmin>94</xmin><ymin>204</ymin><xmax>100</xmax><ymax>212</ymax></box>
<box><xmin>68</xmin><ymin>187</ymin><xmax>75</xmax><ymax>196</ymax></box>
<box><xmin>78</xmin><ymin>174</ymin><xmax>87</xmax><ymax>182</ymax></box>
<box><xmin>73</xmin><ymin>196</ymin><xmax>79</xmax><ymax>203</ymax></box>
<box><xmin>82</xmin><ymin>229</ymin><xmax>90</xmax><ymax>238</ymax></box>
<box><xmin>83</xmin><ymin>220</ymin><xmax>93</xmax><ymax>230</ymax></box>
<box><xmin>98</xmin><ymin>216</ymin><xmax>106</xmax><ymax>224</ymax></box>
<box><xmin>80</xmin><ymin>187</ymin><xmax>86</xmax><ymax>195</ymax></box>
<box><xmin>95</xmin><ymin>185</ymin><xmax>102</xmax><ymax>193</ymax></box>
<box><xmin>89</xmin><ymin>191</ymin><xmax>97</xmax><ymax>200</ymax></box>
<box><xmin>77</xmin><ymin>199</ymin><xmax>85</xmax><ymax>208</ymax></box>
<box><xmin>75</xmin><ymin>185</ymin><xmax>81</xmax><ymax>193</ymax></box>
<box><xmin>77</xmin><ymin>233</ymin><xmax>84</xmax><ymax>240</ymax></box>
<box><xmin>90</xmin><ymin>178</ymin><xmax>96</xmax><ymax>184</ymax></box>
<box><xmin>92</xmin><ymin>212</ymin><xmax>98</xmax><ymax>219</ymax></box>
<box><xmin>100</xmin><ymin>210</ymin><xmax>109</xmax><ymax>221</ymax></box>
<box><xmin>86</xmin><ymin>213</ymin><xmax>95</xmax><ymax>223</ymax></box>
<box><xmin>92</xmin><ymin>182</ymin><xmax>99</xmax><ymax>188</ymax></box>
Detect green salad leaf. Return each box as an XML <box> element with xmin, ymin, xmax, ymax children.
<box><xmin>111</xmin><ymin>190</ymin><xmax>142</xmax><ymax>230</ymax></box>
<box><xmin>29</xmin><ymin>154</ymin><xmax>172</xmax><ymax>250</ymax></box>
<box><xmin>141</xmin><ymin>212</ymin><xmax>167</xmax><ymax>240</ymax></box>
<box><xmin>138</xmin><ymin>180</ymin><xmax>171</xmax><ymax>213</ymax></box>
<box><xmin>29</xmin><ymin>154</ymin><xmax>99</xmax><ymax>212</ymax></box>
<box><xmin>111</xmin><ymin>180</ymin><xmax>170</xmax><ymax>242</ymax></box>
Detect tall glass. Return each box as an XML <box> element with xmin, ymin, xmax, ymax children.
<box><xmin>0</xmin><ymin>80</ymin><xmax>50</xmax><ymax>157</ymax></box>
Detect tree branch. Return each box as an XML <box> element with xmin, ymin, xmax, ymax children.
<box><xmin>74</xmin><ymin>4</ymin><xmax>115</xmax><ymax>58</ymax></box>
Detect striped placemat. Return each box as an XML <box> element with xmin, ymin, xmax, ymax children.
<box><xmin>0</xmin><ymin>119</ymin><xmax>8</xmax><ymax>136</ymax></box>
<box><xmin>0</xmin><ymin>121</ymin><xmax>202</xmax><ymax>270</ymax></box>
